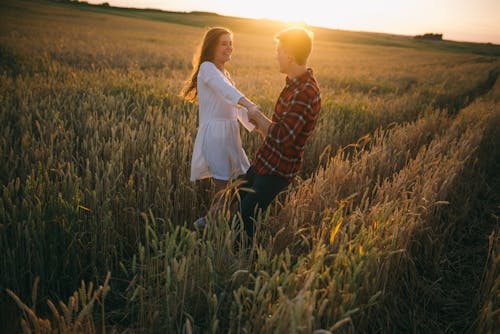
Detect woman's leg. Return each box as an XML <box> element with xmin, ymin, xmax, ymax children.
<box><xmin>194</xmin><ymin>178</ymin><xmax>228</xmax><ymax>229</ymax></box>
<box><xmin>207</xmin><ymin>178</ymin><xmax>228</xmax><ymax>217</ymax></box>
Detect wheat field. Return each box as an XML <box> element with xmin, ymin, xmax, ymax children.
<box><xmin>1</xmin><ymin>0</ymin><xmax>499</xmax><ymax>333</ymax></box>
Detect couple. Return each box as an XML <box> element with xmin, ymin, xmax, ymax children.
<box><xmin>181</xmin><ymin>26</ymin><xmax>321</xmax><ymax>245</ymax></box>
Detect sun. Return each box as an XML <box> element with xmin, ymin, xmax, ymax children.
<box><xmin>228</xmin><ymin>1</ymin><xmax>359</xmax><ymax>31</ymax></box>
<box><xmin>234</xmin><ymin>2</ymin><xmax>312</xmax><ymax>25</ymax></box>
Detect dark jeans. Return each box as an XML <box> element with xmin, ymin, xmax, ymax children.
<box><xmin>238</xmin><ymin>166</ymin><xmax>289</xmax><ymax>244</ymax></box>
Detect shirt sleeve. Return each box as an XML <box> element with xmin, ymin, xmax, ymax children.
<box><xmin>198</xmin><ymin>61</ymin><xmax>244</xmax><ymax>106</ymax></box>
<box><xmin>265</xmin><ymin>91</ymin><xmax>313</xmax><ymax>148</ymax></box>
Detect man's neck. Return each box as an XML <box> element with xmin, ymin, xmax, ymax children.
<box><xmin>286</xmin><ymin>64</ymin><xmax>307</xmax><ymax>79</ymax></box>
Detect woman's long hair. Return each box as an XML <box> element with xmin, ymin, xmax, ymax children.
<box><xmin>181</xmin><ymin>27</ymin><xmax>232</xmax><ymax>102</ymax></box>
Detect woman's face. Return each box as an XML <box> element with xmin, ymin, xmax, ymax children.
<box><xmin>212</xmin><ymin>33</ymin><xmax>233</xmax><ymax>64</ymax></box>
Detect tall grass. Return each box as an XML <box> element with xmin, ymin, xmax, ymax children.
<box><xmin>1</xmin><ymin>0</ymin><xmax>499</xmax><ymax>332</ymax></box>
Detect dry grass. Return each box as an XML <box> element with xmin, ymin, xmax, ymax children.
<box><xmin>1</xmin><ymin>0</ymin><xmax>499</xmax><ymax>332</ymax></box>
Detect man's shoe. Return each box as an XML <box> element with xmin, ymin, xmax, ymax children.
<box><xmin>193</xmin><ymin>216</ymin><xmax>207</xmax><ymax>230</ymax></box>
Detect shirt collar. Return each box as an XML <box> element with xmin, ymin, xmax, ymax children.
<box><xmin>286</xmin><ymin>68</ymin><xmax>314</xmax><ymax>87</ymax></box>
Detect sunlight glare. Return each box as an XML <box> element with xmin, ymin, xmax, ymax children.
<box><xmin>87</xmin><ymin>0</ymin><xmax>500</xmax><ymax>43</ymax></box>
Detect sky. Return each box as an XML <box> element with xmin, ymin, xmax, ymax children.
<box><xmin>86</xmin><ymin>0</ymin><xmax>500</xmax><ymax>44</ymax></box>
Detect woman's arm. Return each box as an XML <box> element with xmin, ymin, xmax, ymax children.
<box><xmin>237</xmin><ymin>96</ymin><xmax>259</xmax><ymax>110</ymax></box>
<box><xmin>200</xmin><ymin>62</ymin><xmax>259</xmax><ymax>110</ymax></box>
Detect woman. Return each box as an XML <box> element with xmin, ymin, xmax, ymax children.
<box><xmin>181</xmin><ymin>27</ymin><xmax>258</xmax><ymax>228</ymax></box>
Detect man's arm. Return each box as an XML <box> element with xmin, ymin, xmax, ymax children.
<box><xmin>249</xmin><ymin>92</ymin><xmax>311</xmax><ymax>145</ymax></box>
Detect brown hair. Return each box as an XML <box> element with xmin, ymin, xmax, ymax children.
<box><xmin>275</xmin><ymin>27</ymin><xmax>313</xmax><ymax>65</ymax></box>
<box><xmin>181</xmin><ymin>27</ymin><xmax>232</xmax><ymax>102</ymax></box>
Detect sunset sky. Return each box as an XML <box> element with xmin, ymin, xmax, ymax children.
<box><xmin>86</xmin><ymin>0</ymin><xmax>500</xmax><ymax>44</ymax></box>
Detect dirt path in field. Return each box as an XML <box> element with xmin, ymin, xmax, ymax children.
<box><xmin>435</xmin><ymin>67</ymin><xmax>499</xmax><ymax>115</ymax></box>
<box><xmin>412</xmin><ymin>76</ymin><xmax>499</xmax><ymax>333</ymax></box>
<box><xmin>435</xmin><ymin>68</ymin><xmax>500</xmax><ymax>115</ymax></box>
<box><xmin>407</xmin><ymin>136</ymin><xmax>500</xmax><ymax>333</ymax></box>
<box><xmin>431</xmin><ymin>192</ymin><xmax>498</xmax><ymax>332</ymax></box>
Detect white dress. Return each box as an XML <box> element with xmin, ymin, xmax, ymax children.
<box><xmin>190</xmin><ymin>61</ymin><xmax>255</xmax><ymax>182</ymax></box>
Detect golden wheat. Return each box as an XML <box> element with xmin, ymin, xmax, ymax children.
<box><xmin>1</xmin><ymin>0</ymin><xmax>499</xmax><ymax>333</ymax></box>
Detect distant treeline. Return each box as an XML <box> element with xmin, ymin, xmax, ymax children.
<box><xmin>415</xmin><ymin>33</ymin><xmax>443</xmax><ymax>41</ymax></box>
<box><xmin>51</xmin><ymin>0</ymin><xmax>109</xmax><ymax>6</ymax></box>
<box><xmin>50</xmin><ymin>0</ymin><xmax>220</xmax><ymax>13</ymax></box>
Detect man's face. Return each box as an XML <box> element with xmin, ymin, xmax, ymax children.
<box><xmin>276</xmin><ymin>42</ymin><xmax>290</xmax><ymax>74</ymax></box>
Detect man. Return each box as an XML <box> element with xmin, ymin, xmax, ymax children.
<box><xmin>240</xmin><ymin>27</ymin><xmax>322</xmax><ymax>244</ymax></box>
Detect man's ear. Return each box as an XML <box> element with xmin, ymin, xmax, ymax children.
<box><xmin>281</xmin><ymin>46</ymin><xmax>292</xmax><ymax>63</ymax></box>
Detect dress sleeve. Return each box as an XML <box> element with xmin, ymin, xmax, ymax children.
<box><xmin>198</xmin><ymin>62</ymin><xmax>244</xmax><ymax>106</ymax></box>
<box><xmin>237</xmin><ymin>107</ymin><xmax>255</xmax><ymax>132</ymax></box>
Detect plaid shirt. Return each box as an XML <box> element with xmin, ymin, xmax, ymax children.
<box><xmin>254</xmin><ymin>69</ymin><xmax>321</xmax><ymax>182</ymax></box>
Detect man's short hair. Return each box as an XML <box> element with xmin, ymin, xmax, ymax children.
<box><xmin>275</xmin><ymin>27</ymin><xmax>313</xmax><ymax>65</ymax></box>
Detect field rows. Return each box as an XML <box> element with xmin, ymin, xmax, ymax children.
<box><xmin>1</xmin><ymin>0</ymin><xmax>499</xmax><ymax>332</ymax></box>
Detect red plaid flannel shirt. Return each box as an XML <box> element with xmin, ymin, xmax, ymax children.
<box><xmin>254</xmin><ymin>69</ymin><xmax>321</xmax><ymax>182</ymax></box>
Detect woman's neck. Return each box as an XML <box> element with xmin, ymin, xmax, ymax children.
<box><xmin>213</xmin><ymin>60</ymin><xmax>225</xmax><ymax>72</ymax></box>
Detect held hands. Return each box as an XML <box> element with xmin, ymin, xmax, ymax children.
<box><xmin>247</xmin><ymin>104</ymin><xmax>268</xmax><ymax>138</ymax></box>
<box><xmin>247</xmin><ymin>104</ymin><xmax>261</xmax><ymax>117</ymax></box>
<box><xmin>238</xmin><ymin>97</ymin><xmax>263</xmax><ymax>132</ymax></box>
<box><xmin>247</xmin><ymin>104</ymin><xmax>261</xmax><ymax>125</ymax></box>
